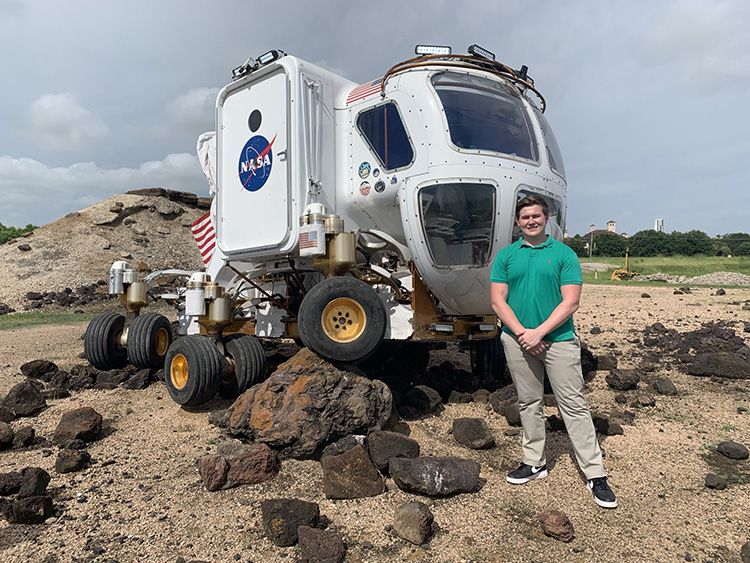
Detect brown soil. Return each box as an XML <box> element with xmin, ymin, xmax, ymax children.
<box><xmin>1</xmin><ymin>284</ymin><xmax>749</xmax><ymax>563</ymax></box>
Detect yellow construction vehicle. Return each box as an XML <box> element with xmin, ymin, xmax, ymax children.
<box><xmin>611</xmin><ymin>248</ymin><xmax>637</xmax><ymax>280</ymax></box>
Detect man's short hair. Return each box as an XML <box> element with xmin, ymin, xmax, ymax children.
<box><xmin>515</xmin><ymin>195</ymin><xmax>549</xmax><ymax>219</ymax></box>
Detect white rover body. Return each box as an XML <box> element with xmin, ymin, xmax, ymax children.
<box><xmin>85</xmin><ymin>45</ymin><xmax>569</xmax><ymax>406</ymax></box>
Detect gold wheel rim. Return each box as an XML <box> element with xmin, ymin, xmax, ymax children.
<box><xmin>322</xmin><ymin>298</ymin><xmax>366</xmax><ymax>343</ymax></box>
<box><xmin>155</xmin><ymin>328</ymin><xmax>170</xmax><ymax>356</ymax></box>
<box><xmin>170</xmin><ymin>354</ymin><xmax>188</xmax><ymax>390</ymax></box>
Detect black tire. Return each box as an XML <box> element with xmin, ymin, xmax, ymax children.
<box><xmin>164</xmin><ymin>335</ymin><xmax>222</xmax><ymax>407</ymax></box>
<box><xmin>218</xmin><ymin>334</ymin><xmax>267</xmax><ymax>399</ymax></box>
<box><xmin>127</xmin><ymin>313</ymin><xmax>172</xmax><ymax>369</ymax></box>
<box><xmin>471</xmin><ymin>335</ymin><xmax>509</xmax><ymax>385</ymax></box>
<box><xmin>84</xmin><ymin>312</ymin><xmax>127</xmax><ymax>370</ymax></box>
<box><xmin>298</xmin><ymin>277</ymin><xmax>387</xmax><ymax>363</ymax></box>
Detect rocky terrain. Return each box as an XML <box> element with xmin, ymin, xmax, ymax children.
<box><xmin>0</xmin><ymin>195</ymin><xmax>749</xmax><ymax>563</ymax></box>
<box><xmin>0</xmin><ymin>188</ymin><xmax>209</xmax><ymax>314</ymax></box>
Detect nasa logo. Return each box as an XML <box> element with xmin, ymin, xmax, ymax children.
<box><xmin>238</xmin><ymin>134</ymin><xmax>276</xmax><ymax>192</ymax></box>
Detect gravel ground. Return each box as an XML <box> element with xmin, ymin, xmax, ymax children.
<box><xmin>1</xmin><ymin>284</ymin><xmax>749</xmax><ymax>563</ymax></box>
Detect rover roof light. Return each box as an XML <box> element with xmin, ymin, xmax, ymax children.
<box><xmin>258</xmin><ymin>49</ymin><xmax>283</xmax><ymax>66</ymax></box>
<box><xmin>415</xmin><ymin>44</ymin><xmax>452</xmax><ymax>56</ymax></box>
<box><xmin>468</xmin><ymin>44</ymin><xmax>495</xmax><ymax>60</ymax></box>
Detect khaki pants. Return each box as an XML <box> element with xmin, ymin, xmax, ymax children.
<box><xmin>501</xmin><ymin>332</ymin><xmax>605</xmax><ymax>480</ymax></box>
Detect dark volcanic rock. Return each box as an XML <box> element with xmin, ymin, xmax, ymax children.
<box><xmin>321</xmin><ymin>435</ymin><xmax>367</xmax><ymax>460</ymax></box>
<box><xmin>393</xmin><ymin>501</ymin><xmax>434</xmax><ymax>545</ymax></box>
<box><xmin>705</xmin><ymin>473</ymin><xmax>728</xmax><ymax>490</ymax></box>
<box><xmin>606</xmin><ymin>369</ymin><xmax>639</xmax><ymax>390</ymax></box>
<box><xmin>742</xmin><ymin>541</ymin><xmax>750</xmax><ymax>563</ymax></box>
<box><xmin>55</xmin><ymin>449</ymin><xmax>91</xmax><ymax>473</ymax></box>
<box><xmin>227</xmin><ymin>348</ymin><xmax>392</xmax><ymax>459</ymax></box>
<box><xmin>596</xmin><ymin>355</ymin><xmax>618</xmax><ymax>371</ymax></box>
<box><xmin>539</xmin><ymin>510</ymin><xmax>575</xmax><ymax>542</ymax></box>
<box><xmin>123</xmin><ymin>368</ymin><xmax>152</xmax><ymax>390</ymax></box>
<box><xmin>95</xmin><ymin>369</ymin><xmax>129</xmax><ymax>386</ymax></box>
<box><xmin>17</xmin><ymin>467</ymin><xmax>50</xmax><ymax>498</ymax></box>
<box><xmin>580</xmin><ymin>346</ymin><xmax>596</xmax><ymax>382</ymax></box>
<box><xmin>12</xmin><ymin>426</ymin><xmax>35</xmax><ymax>449</ymax></box>
<box><xmin>447</xmin><ymin>390</ymin><xmax>473</xmax><ymax>403</ymax></box>
<box><xmin>0</xmin><ymin>472</ymin><xmax>22</xmax><ymax>496</ymax></box>
<box><xmin>452</xmin><ymin>418</ymin><xmax>495</xmax><ymax>449</ymax></box>
<box><xmin>322</xmin><ymin>444</ymin><xmax>385</xmax><ymax>499</ymax></box>
<box><xmin>367</xmin><ymin>430</ymin><xmax>420</xmax><ymax>473</ymax></box>
<box><xmin>653</xmin><ymin>379</ymin><xmax>678</xmax><ymax>395</ymax></box>
<box><xmin>0</xmin><ymin>422</ymin><xmax>12</xmax><ymax>449</ymax></box>
<box><xmin>687</xmin><ymin>353</ymin><xmax>750</xmax><ymax>379</ymax></box>
<box><xmin>3</xmin><ymin>380</ymin><xmax>46</xmax><ymax>417</ymax></box>
<box><xmin>20</xmin><ymin>360</ymin><xmax>58</xmax><ymax>381</ymax></box>
<box><xmin>298</xmin><ymin>526</ymin><xmax>347</xmax><ymax>563</ymax></box>
<box><xmin>592</xmin><ymin>415</ymin><xmax>624</xmax><ymax>436</ymax></box>
<box><xmin>717</xmin><ymin>440</ymin><xmax>749</xmax><ymax>460</ymax></box>
<box><xmin>488</xmin><ymin>385</ymin><xmax>517</xmax><ymax>414</ymax></box>
<box><xmin>503</xmin><ymin>403</ymin><xmax>522</xmax><ymax>427</ymax></box>
<box><xmin>0</xmin><ymin>405</ymin><xmax>14</xmax><ymax>423</ymax></box>
<box><xmin>53</xmin><ymin>407</ymin><xmax>103</xmax><ymax>443</ymax></box>
<box><xmin>4</xmin><ymin>495</ymin><xmax>53</xmax><ymax>524</ymax></box>
<box><xmin>260</xmin><ymin>498</ymin><xmax>319</xmax><ymax>547</ymax></box>
<box><xmin>390</xmin><ymin>457</ymin><xmax>480</xmax><ymax>496</ymax></box>
<box><xmin>404</xmin><ymin>385</ymin><xmax>443</xmax><ymax>414</ymax></box>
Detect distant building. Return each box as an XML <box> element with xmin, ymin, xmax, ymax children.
<box><xmin>580</xmin><ymin>220</ymin><xmax>628</xmax><ymax>251</ymax></box>
<box><xmin>654</xmin><ymin>218</ymin><xmax>664</xmax><ymax>232</ymax></box>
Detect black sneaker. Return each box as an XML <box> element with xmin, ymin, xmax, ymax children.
<box><xmin>506</xmin><ymin>463</ymin><xmax>548</xmax><ymax>484</ymax></box>
<box><xmin>587</xmin><ymin>477</ymin><xmax>618</xmax><ymax>508</ymax></box>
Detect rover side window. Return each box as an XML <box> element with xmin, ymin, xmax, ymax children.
<box><xmin>419</xmin><ymin>183</ymin><xmax>495</xmax><ymax>268</ymax></box>
<box><xmin>356</xmin><ymin>102</ymin><xmax>414</xmax><ymax>170</ymax></box>
<box><xmin>432</xmin><ymin>72</ymin><xmax>538</xmax><ymax>161</ymax></box>
<box><xmin>512</xmin><ymin>188</ymin><xmax>564</xmax><ymax>242</ymax></box>
<box><xmin>534</xmin><ymin>108</ymin><xmax>566</xmax><ymax>178</ymax></box>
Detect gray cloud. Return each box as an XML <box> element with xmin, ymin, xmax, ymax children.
<box><xmin>0</xmin><ymin>153</ymin><xmax>206</xmax><ymax>227</ymax></box>
<box><xmin>0</xmin><ymin>0</ymin><xmax>747</xmax><ymax>238</ymax></box>
<box><xmin>636</xmin><ymin>0</ymin><xmax>750</xmax><ymax>91</ymax></box>
<box><xmin>25</xmin><ymin>93</ymin><xmax>109</xmax><ymax>152</ymax></box>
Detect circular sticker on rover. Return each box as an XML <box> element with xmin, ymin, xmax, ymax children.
<box><xmin>238</xmin><ymin>134</ymin><xmax>276</xmax><ymax>192</ymax></box>
<box><xmin>372</xmin><ymin>168</ymin><xmax>380</xmax><ymax>178</ymax></box>
<box><xmin>359</xmin><ymin>181</ymin><xmax>371</xmax><ymax>196</ymax></box>
<box><xmin>374</xmin><ymin>180</ymin><xmax>385</xmax><ymax>193</ymax></box>
<box><xmin>358</xmin><ymin>162</ymin><xmax>371</xmax><ymax>179</ymax></box>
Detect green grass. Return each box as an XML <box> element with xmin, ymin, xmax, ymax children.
<box><xmin>0</xmin><ymin>312</ymin><xmax>96</xmax><ymax>331</ymax></box>
<box><xmin>581</xmin><ymin>256</ymin><xmax>750</xmax><ymax>285</ymax></box>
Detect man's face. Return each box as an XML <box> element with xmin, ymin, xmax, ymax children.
<box><xmin>516</xmin><ymin>204</ymin><xmax>548</xmax><ymax>239</ymax></box>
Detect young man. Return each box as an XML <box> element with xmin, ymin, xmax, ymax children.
<box><xmin>490</xmin><ymin>195</ymin><xmax>617</xmax><ymax>509</ymax></box>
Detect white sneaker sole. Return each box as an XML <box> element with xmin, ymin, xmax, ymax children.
<box><xmin>506</xmin><ymin>468</ymin><xmax>548</xmax><ymax>485</ymax></box>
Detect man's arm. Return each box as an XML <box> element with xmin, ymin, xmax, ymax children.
<box><xmin>517</xmin><ymin>284</ymin><xmax>581</xmax><ymax>350</ymax></box>
<box><xmin>490</xmin><ymin>282</ymin><xmax>524</xmax><ymax>335</ymax></box>
<box><xmin>491</xmin><ymin>282</ymin><xmax>548</xmax><ymax>355</ymax></box>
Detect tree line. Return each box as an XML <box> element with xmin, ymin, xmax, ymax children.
<box><xmin>566</xmin><ymin>230</ymin><xmax>750</xmax><ymax>257</ymax></box>
<box><xmin>0</xmin><ymin>222</ymin><xmax>38</xmax><ymax>245</ymax></box>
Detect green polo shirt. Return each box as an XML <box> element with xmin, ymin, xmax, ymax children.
<box><xmin>490</xmin><ymin>235</ymin><xmax>581</xmax><ymax>341</ymax></box>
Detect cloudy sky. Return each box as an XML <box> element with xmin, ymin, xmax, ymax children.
<box><xmin>0</xmin><ymin>0</ymin><xmax>748</xmax><ymax>237</ymax></box>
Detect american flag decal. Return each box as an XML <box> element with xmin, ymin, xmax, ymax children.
<box><xmin>191</xmin><ymin>212</ymin><xmax>215</xmax><ymax>266</ymax></box>
<box><xmin>299</xmin><ymin>229</ymin><xmax>318</xmax><ymax>249</ymax></box>
<box><xmin>346</xmin><ymin>78</ymin><xmax>383</xmax><ymax>105</ymax></box>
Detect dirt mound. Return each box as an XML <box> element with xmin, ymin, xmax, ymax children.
<box><xmin>0</xmin><ymin>189</ymin><xmax>211</xmax><ymax>312</ymax></box>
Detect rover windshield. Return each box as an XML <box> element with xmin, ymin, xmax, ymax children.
<box><xmin>419</xmin><ymin>183</ymin><xmax>495</xmax><ymax>268</ymax></box>
<box><xmin>431</xmin><ymin>71</ymin><xmax>538</xmax><ymax>161</ymax></box>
